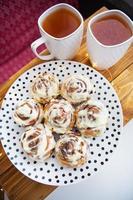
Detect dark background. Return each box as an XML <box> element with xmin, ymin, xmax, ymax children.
<box><xmin>79</xmin><ymin>0</ymin><xmax>133</xmax><ymax>20</ymax></box>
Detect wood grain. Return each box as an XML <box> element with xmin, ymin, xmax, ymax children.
<box><xmin>112</xmin><ymin>64</ymin><xmax>133</xmax><ymax>124</ymax></box>
<box><xmin>0</xmin><ymin>7</ymin><xmax>133</xmax><ymax>200</ymax></box>
<box><xmin>0</xmin><ymin>167</ymin><xmax>55</xmax><ymax>200</ymax></box>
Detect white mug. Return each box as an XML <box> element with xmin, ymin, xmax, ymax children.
<box><xmin>31</xmin><ymin>3</ymin><xmax>83</xmax><ymax>60</ymax></box>
<box><xmin>86</xmin><ymin>10</ymin><xmax>133</xmax><ymax>70</ymax></box>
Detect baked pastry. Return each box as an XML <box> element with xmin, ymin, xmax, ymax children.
<box><xmin>21</xmin><ymin>124</ymin><xmax>55</xmax><ymax>161</ymax></box>
<box><xmin>55</xmin><ymin>134</ymin><xmax>88</xmax><ymax>167</ymax></box>
<box><xmin>44</xmin><ymin>99</ymin><xmax>75</xmax><ymax>134</ymax></box>
<box><xmin>75</xmin><ymin>99</ymin><xmax>108</xmax><ymax>137</ymax></box>
<box><xmin>13</xmin><ymin>99</ymin><xmax>43</xmax><ymax>127</ymax></box>
<box><xmin>61</xmin><ymin>75</ymin><xmax>93</xmax><ymax>104</ymax></box>
<box><xmin>30</xmin><ymin>73</ymin><xmax>59</xmax><ymax>104</ymax></box>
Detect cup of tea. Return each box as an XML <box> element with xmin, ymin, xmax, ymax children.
<box><xmin>31</xmin><ymin>3</ymin><xmax>83</xmax><ymax>60</ymax></box>
<box><xmin>86</xmin><ymin>10</ymin><xmax>133</xmax><ymax>70</ymax></box>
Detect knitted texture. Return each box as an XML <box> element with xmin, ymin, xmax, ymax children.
<box><xmin>0</xmin><ymin>0</ymin><xmax>79</xmax><ymax>83</ymax></box>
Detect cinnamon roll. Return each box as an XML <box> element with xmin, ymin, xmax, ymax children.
<box><xmin>30</xmin><ymin>73</ymin><xmax>59</xmax><ymax>104</ymax></box>
<box><xmin>13</xmin><ymin>99</ymin><xmax>43</xmax><ymax>127</ymax></box>
<box><xmin>44</xmin><ymin>99</ymin><xmax>75</xmax><ymax>134</ymax></box>
<box><xmin>21</xmin><ymin>124</ymin><xmax>55</xmax><ymax>161</ymax></box>
<box><xmin>75</xmin><ymin>100</ymin><xmax>108</xmax><ymax>137</ymax></box>
<box><xmin>55</xmin><ymin>134</ymin><xmax>88</xmax><ymax>167</ymax></box>
<box><xmin>61</xmin><ymin>75</ymin><xmax>93</xmax><ymax>104</ymax></box>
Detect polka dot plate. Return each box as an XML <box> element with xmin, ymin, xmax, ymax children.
<box><xmin>0</xmin><ymin>60</ymin><xmax>123</xmax><ymax>186</ymax></box>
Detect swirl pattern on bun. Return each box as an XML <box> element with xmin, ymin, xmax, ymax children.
<box><xmin>44</xmin><ymin>99</ymin><xmax>75</xmax><ymax>134</ymax></box>
<box><xmin>30</xmin><ymin>73</ymin><xmax>59</xmax><ymax>104</ymax></box>
<box><xmin>75</xmin><ymin>100</ymin><xmax>108</xmax><ymax>137</ymax></box>
<box><xmin>13</xmin><ymin>99</ymin><xmax>43</xmax><ymax>127</ymax></box>
<box><xmin>61</xmin><ymin>75</ymin><xmax>93</xmax><ymax>104</ymax></box>
<box><xmin>21</xmin><ymin>124</ymin><xmax>55</xmax><ymax>161</ymax></box>
<box><xmin>55</xmin><ymin>134</ymin><xmax>88</xmax><ymax>167</ymax></box>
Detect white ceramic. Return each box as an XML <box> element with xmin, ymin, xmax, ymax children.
<box><xmin>86</xmin><ymin>10</ymin><xmax>133</xmax><ymax>70</ymax></box>
<box><xmin>0</xmin><ymin>60</ymin><xmax>123</xmax><ymax>186</ymax></box>
<box><xmin>31</xmin><ymin>3</ymin><xmax>83</xmax><ymax>60</ymax></box>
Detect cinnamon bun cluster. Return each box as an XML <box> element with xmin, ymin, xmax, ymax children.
<box><xmin>13</xmin><ymin>73</ymin><xmax>108</xmax><ymax>167</ymax></box>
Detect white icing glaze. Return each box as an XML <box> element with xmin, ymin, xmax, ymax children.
<box><xmin>13</xmin><ymin>99</ymin><xmax>43</xmax><ymax>126</ymax></box>
<box><xmin>76</xmin><ymin>99</ymin><xmax>108</xmax><ymax>130</ymax></box>
<box><xmin>21</xmin><ymin>124</ymin><xmax>55</xmax><ymax>161</ymax></box>
<box><xmin>61</xmin><ymin>75</ymin><xmax>93</xmax><ymax>103</ymax></box>
<box><xmin>44</xmin><ymin>99</ymin><xmax>74</xmax><ymax>134</ymax></box>
<box><xmin>55</xmin><ymin>134</ymin><xmax>87</xmax><ymax>166</ymax></box>
<box><xmin>30</xmin><ymin>73</ymin><xmax>59</xmax><ymax>103</ymax></box>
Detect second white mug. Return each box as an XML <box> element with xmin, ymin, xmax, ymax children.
<box><xmin>86</xmin><ymin>10</ymin><xmax>133</xmax><ymax>70</ymax></box>
<box><xmin>31</xmin><ymin>3</ymin><xmax>83</xmax><ymax>60</ymax></box>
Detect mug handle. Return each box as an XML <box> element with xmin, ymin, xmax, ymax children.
<box><xmin>31</xmin><ymin>37</ymin><xmax>54</xmax><ymax>60</ymax></box>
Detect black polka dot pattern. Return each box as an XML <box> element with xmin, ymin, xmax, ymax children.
<box><xmin>0</xmin><ymin>60</ymin><xmax>123</xmax><ymax>186</ymax></box>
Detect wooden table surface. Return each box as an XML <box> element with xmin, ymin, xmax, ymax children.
<box><xmin>0</xmin><ymin>7</ymin><xmax>133</xmax><ymax>200</ymax></box>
